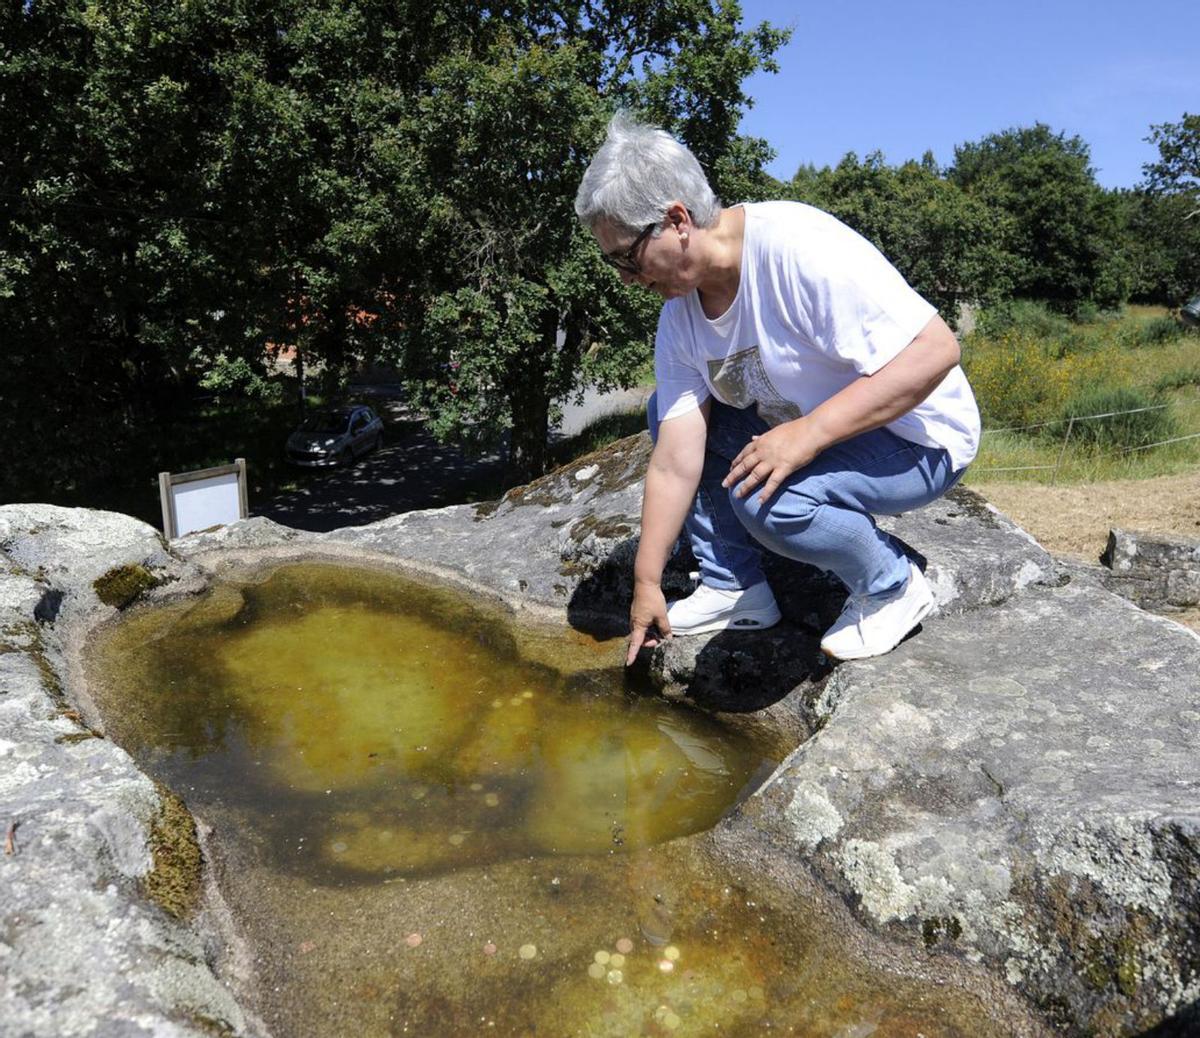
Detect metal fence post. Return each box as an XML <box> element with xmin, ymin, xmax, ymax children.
<box><xmin>1051</xmin><ymin>417</ymin><xmax>1076</xmax><ymax>485</ymax></box>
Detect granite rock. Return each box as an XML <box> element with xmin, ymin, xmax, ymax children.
<box><xmin>722</xmin><ymin>582</ymin><xmax>1200</xmax><ymax>1034</ymax></box>
<box><xmin>2</xmin><ymin>435</ymin><xmax>1198</xmax><ymax>1036</ymax></box>
<box><xmin>0</xmin><ymin>506</ymin><xmax>245</xmax><ymax>1038</ymax></box>
<box><xmin>1101</xmin><ymin>527</ymin><xmax>1200</xmax><ymax>611</ymax></box>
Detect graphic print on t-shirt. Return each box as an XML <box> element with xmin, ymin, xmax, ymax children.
<box><xmin>707</xmin><ymin>346</ymin><xmax>803</xmax><ymax>427</ymax></box>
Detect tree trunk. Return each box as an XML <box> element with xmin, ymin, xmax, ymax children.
<box><xmin>507</xmin><ymin>382</ymin><xmax>550</xmax><ymax>485</ymax></box>
<box><xmin>505</xmin><ymin>317</ymin><xmax>554</xmax><ymax>484</ymax></box>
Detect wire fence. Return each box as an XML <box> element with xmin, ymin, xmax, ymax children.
<box><xmin>973</xmin><ymin>400</ymin><xmax>1200</xmax><ymax>482</ymax></box>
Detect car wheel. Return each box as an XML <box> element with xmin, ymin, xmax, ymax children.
<box><xmin>372</xmin><ymin>434</ymin><xmax>383</xmax><ymax>453</ymax></box>
<box><xmin>338</xmin><ymin>447</ymin><xmax>353</xmax><ymax>467</ymax></box>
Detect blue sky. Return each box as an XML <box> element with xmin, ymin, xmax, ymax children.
<box><xmin>736</xmin><ymin>0</ymin><xmax>1200</xmax><ymax>189</ymax></box>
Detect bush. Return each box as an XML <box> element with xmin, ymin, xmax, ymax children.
<box><xmin>962</xmin><ymin>330</ymin><xmax>1107</xmax><ymax>430</ymax></box>
<box><xmin>1054</xmin><ymin>386</ymin><xmax>1176</xmax><ymax>451</ymax></box>
<box><xmin>1120</xmin><ymin>315</ymin><xmax>1191</xmax><ymax>349</ymax></box>
<box><xmin>1153</xmin><ymin>367</ymin><xmax>1200</xmax><ymax>393</ymax></box>
<box><xmin>972</xmin><ymin>299</ymin><xmax>1074</xmax><ymax>342</ymax></box>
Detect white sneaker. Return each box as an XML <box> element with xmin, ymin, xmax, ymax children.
<box><xmin>820</xmin><ymin>561</ymin><xmax>935</xmax><ymax>661</ymax></box>
<box><xmin>666</xmin><ymin>581</ymin><xmax>781</xmax><ymax>636</ymax></box>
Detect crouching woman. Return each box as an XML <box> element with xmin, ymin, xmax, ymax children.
<box><xmin>573</xmin><ymin>114</ymin><xmax>981</xmax><ymax>664</ymax></box>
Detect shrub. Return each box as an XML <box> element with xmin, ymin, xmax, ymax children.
<box><xmin>973</xmin><ymin>300</ymin><xmax>1074</xmax><ymax>342</ymax></box>
<box><xmin>1153</xmin><ymin>367</ymin><xmax>1200</xmax><ymax>393</ymax></box>
<box><xmin>1120</xmin><ymin>315</ymin><xmax>1191</xmax><ymax>349</ymax></box>
<box><xmin>962</xmin><ymin>330</ymin><xmax>1107</xmax><ymax>430</ymax></box>
<box><xmin>1054</xmin><ymin>386</ymin><xmax>1176</xmax><ymax>451</ymax></box>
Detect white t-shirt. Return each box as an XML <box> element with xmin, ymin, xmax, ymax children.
<box><xmin>654</xmin><ymin>201</ymin><xmax>980</xmax><ymax>471</ymax></box>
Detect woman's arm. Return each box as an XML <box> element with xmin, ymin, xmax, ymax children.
<box><xmin>627</xmin><ymin>400</ymin><xmax>709</xmax><ymax>664</ymax></box>
<box><xmin>723</xmin><ymin>314</ymin><xmax>961</xmax><ymax>503</ymax></box>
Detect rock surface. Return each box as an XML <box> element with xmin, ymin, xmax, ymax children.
<box><xmin>2</xmin><ymin>434</ymin><xmax>1199</xmax><ymax>1036</ymax></box>
<box><xmin>0</xmin><ymin>506</ymin><xmax>245</xmax><ymax>1038</ymax></box>
<box><xmin>1101</xmin><ymin>527</ymin><xmax>1200</xmax><ymax>611</ymax></box>
<box><xmin>731</xmin><ymin>582</ymin><xmax>1200</xmax><ymax>1035</ymax></box>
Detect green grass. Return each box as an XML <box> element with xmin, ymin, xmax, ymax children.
<box><xmin>963</xmin><ymin>302</ymin><xmax>1200</xmax><ymax>485</ymax></box>
<box><xmin>548</xmin><ymin>407</ymin><xmax>648</xmax><ymax>468</ymax></box>
<box><xmin>966</xmin><ymin>395</ymin><xmax>1200</xmax><ymax>485</ymax></box>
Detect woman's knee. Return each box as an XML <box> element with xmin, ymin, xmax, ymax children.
<box><xmin>727</xmin><ymin>482</ymin><xmax>820</xmax><ymax>540</ymax></box>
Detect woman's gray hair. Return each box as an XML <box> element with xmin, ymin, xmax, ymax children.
<box><xmin>574</xmin><ymin>112</ymin><xmax>720</xmax><ymax>234</ymax></box>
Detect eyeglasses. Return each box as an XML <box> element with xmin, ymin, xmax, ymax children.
<box><xmin>602</xmin><ymin>221</ymin><xmax>659</xmax><ymax>275</ymax></box>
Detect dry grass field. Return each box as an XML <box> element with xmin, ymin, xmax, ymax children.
<box><xmin>977</xmin><ymin>470</ymin><xmax>1200</xmax><ymax>632</ymax></box>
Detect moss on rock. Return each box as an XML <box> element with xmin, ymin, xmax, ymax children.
<box><xmin>93</xmin><ymin>564</ymin><xmax>160</xmax><ymax>609</ymax></box>
<box><xmin>54</xmin><ymin>731</ymin><xmax>103</xmax><ymax>745</ymax></box>
<box><xmin>921</xmin><ymin>915</ymin><xmax>964</xmax><ymax>948</ymax></box>
<box><xmin>567</xmin><ymin>514</ymin><xmax>634</xmax><ymax>543</ymax></box>
<box><xmin>2</xmin><ymin>619</ymin><xmax>65</xmax><ymax>700</ymax></box>
<box><xmin>141</xmin><ymin>781</ymin><xmax>203</xmax><ymax>921</ymax></box>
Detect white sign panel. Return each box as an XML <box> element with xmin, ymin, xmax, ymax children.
<box><xmin>172</xmin><ymin>472</ymin><xmax>242</xmax><ymax>537</ymax></box>
<box><xmin>159</xmin><ymin>459</ymin><xmax>248</xmax><ymax>540</ymax></box>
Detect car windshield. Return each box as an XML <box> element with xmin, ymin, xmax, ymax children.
<box><xmin>300</xmin><ymin>412</ymin><xmax>352</xmax><ymax>433</ymax></box>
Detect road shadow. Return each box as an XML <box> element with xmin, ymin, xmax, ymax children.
<box><xmin>256</xmin><ymin>385</ymin><xmax>651</xmax><ymax>534</ymax></box>
<box><xmin>257</xmin><ymin>411</ymin><xmax>509</xmax><ymax>533</ymax></box>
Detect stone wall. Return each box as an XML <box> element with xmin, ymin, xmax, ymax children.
<box><xmin>1101</xmin><ymin>528</ymin><xmax>1200</xmax><ymax>612</ymax></box>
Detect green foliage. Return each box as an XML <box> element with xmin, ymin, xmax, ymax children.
<box><xmin>950</xmin><ymin>124</ymin><xmax>1130</xmax><ymax>309</ymax></box>
<box><xmin>0</xmin><ymin>0</ymin><xmax>789</xmax><ymax>500</ymax></box>
<box><xmin>1153</xmin><ymin>367</ymin><xmax>1200</xmax><ymax>394</ymax></box>
<box><xmin>199</xmin><ymin>355</ymin><xmax>282</xmax><ymax>403</ymax></box>
<box><xmin>1130</xmin><ymin>114</ymin><xmax>1200</xmax><ymax>306</ymax></box>
<box><xmin>3</xmin><ymin>3</ymin><xmax>1193</xmax><ymax>506</ymax></box>
<box><xmin>973</xmin><ymin>300</ymin><xmax>1076</xmax><ymax>342</ymax></box>
<box><xmin>1119</xmin><ymin>189</ymin><xmax>1200</xmax><ymax>306</ymax></box>
<box><xmin>1120</xmin><ymin>315</ymin><xmax>1191</xmax><ymax>349</ymax></box>
<box><xmin>376</xmin><ymin>3</ymin><xmax>789</xmax><ymax>478</ymax></box>
<box><xmin>961</xmin><ymin>329</ymin><xmax>1105</xmax><ymax>431</ymax></box>
<box><xmin>1055</xmin><ymin>386</ymin><xmax>1176</xmax><ymax>452</ymax></box>
<box><xmin>783</xmin><ymin>152</ymin><xmax>1012</xmax><ymax>325</ymax></box>
<box><xmin>1143</xmin><ymin>113</ymin><xmax>1200</xmax><ymax>195</ymax></box>
<box><xmin>967</xmin><ymin>306</ymin><xmax>1200</xmax><ymax>484</ymax></box>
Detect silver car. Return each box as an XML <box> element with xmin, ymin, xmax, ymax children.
<box><xmin>286</xmin><ymin>406</ymin><xmax>384</xmax><ymax>467</ymax></box>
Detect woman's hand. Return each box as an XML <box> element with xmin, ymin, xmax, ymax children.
<box><xmin>627</xmin><ymin>580</ymin><xmax>671</xmax><ymax>665</ymax></box>
<box><xmin>722</xmin><ymin>419</ymin><xmax>823</xmax><ymax>504</ymax></box>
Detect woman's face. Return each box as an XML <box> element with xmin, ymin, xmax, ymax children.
<box><xmin>593</xmin><ymin>210</ymin><xmax>697</xmax><ymax>300</ymax></box>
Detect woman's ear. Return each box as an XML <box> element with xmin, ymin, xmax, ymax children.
<box><xmin>666</xmin><ymin>201</ymin><xmax>690</xmax><ymax>237</ymax></box>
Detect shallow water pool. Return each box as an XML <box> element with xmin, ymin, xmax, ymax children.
<box><xmin>87</xmin><ymin>562</ymin><xmax>1028</xmax><ymax>1037</ymax></box>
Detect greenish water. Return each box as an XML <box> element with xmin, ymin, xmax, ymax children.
<box><xmin>87</xmin><ymin>562</ymin><xmax>1027</xmax><ymax>1037</ymax></box>
<box><xmin>90</xmin><ymin>563</ymin><xmax>774</xmax><ymax>881</ymax></box>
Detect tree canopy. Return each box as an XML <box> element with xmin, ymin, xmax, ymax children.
<box><xmin>948</xmin><ymin>124</ymin><xmax>1129</xmax><ymax>310</ymax></box>
<box><xmin>0</xmin><ymin>0</ymin><xmax>788</xmax><ymax>498</ymax></box>
<box><xmin>0</xmin><ymin>3</ymin><xmax>1196</xmax><ymax>511</ymax></box>
<box><xmin>785</xmin><ymin>151</ymin><xmax>1013</xmax><ymax>324</ymax></box>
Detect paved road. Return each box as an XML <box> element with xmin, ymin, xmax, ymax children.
<box><xmin>555</xmin><ymin>384</ymin><xmax>653</xmax><ymax>437</ymax></box>
<box><xmin>256</xmin><ymin>385</ymin><xmax>651</xmax><ymax>533</ymax></box>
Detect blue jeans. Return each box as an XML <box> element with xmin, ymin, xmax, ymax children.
<box><xmin>647</xmin><ymin>394</ymin><xmax>965</xmax><ymax>599</ymax></box>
